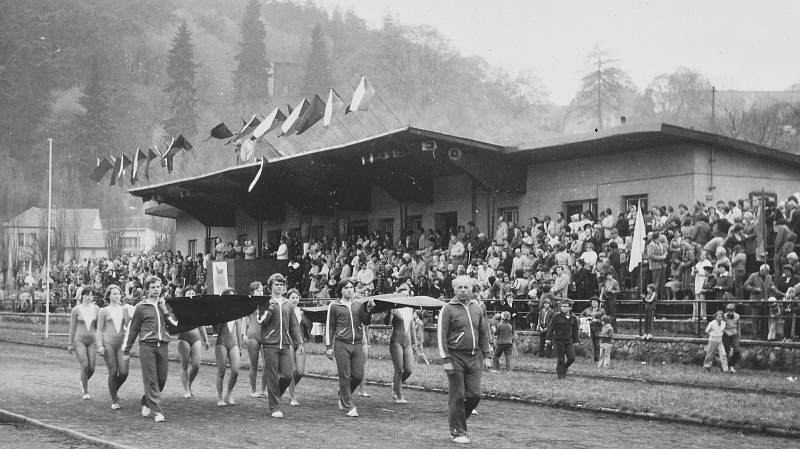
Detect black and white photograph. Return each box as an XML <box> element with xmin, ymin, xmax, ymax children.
<box><xmin>1</xmin><ymin>0</ymin><xmax>799</xmax><ymax>447</ymax></box>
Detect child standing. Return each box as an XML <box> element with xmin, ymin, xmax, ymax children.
<box><xmin>597</xmin><ymin>315</ymin><xmax>614</xmax><ymax>369</ymax></box>
<box><xmin>492</xmin><ymin>312</ymin><xmax>514</xmax><ymax>370</ymax></box>
<box><xmin>703</xmin><ymin>311</ymin><xmax>729</xmax><ymax>373</ymax></box>
<box><xmin>768</xmin><ymin>296</ymin><xmax>782</xmax><ymax>341</ymax></box>
<box><xmin>642</xmin><ymin>283</ymin><xmax>656</xmax><ymax>340</ymax></box>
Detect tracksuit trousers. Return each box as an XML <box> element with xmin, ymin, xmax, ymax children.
<box><xmin>263</xmin><ymin>347</ymin><xmax>296</xmax><ymax>413</ymax></box>
<box><xmin>446</xmin><ymin>350</ymin><xmax>482</xmax><ymax>437</ymax></box>
<box><xmin>139</xmin><ymin>341</ymin><xmax>169</xmax><ymax>414</ymax></box>
<box><xmin>333</xmin><ymin>341</ymin><xmax>365</xmax><ymax>411</ymax></box>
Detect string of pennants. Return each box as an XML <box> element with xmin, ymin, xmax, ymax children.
<box><xmin>89</xmin><ymin>75</ymin><xmax>377</xmax><ymax>188</ymax></box>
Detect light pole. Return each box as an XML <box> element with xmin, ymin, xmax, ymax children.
<box><xmin>45</xmin><ymin>138</ymin><xmax>52</xmax><ymax>339</ymax></box>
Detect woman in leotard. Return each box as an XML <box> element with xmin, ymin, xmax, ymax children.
<box><xmin>384</xmin><ymin>284</ymin><xmax>417</xmax><ymax>404</ymax></box>
<box><xmin>176</xmin><ymin>287</ymin><xmax>208</xmax><ymax>398</ymax></box>
<box><xmin>286</xmin><ymin>288</ymin><xmax>307</xmax><ymax>406</ymax></box>
<box><xmin>68</xmin><ymin>287</ymin><xmax>99</xmax><ymax>399</ymax></box>
<box><xmin>96</xmin><ymin>285</ymin><xmax>132</xmax><ymax>409</ymax></box>
<box><xmin>214</xmin><ymin>287</ymin><xmax>242</xmax><ymax>406</ymax></box>
<box><xmin>245</xmin><ymin>281</ymin><xmax>267</xmax><ymax>398</ymax></box>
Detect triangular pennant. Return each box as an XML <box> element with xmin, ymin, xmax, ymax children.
<box><xmin>89</xmin><ymin>157</ymin><xmax>114</xmax><ymax>183</ymax></box>
<box><xmin>161</xmin><ymin>134</ymin><xmax>193</xmax><ymax>161</ymax></box>
<box><xmin>251</xmin><ymin>107</ymin><xmax>287</xmax><ymax>141</ymax></box>
<box><xmin>230</xmin><ymin>114</ymin><xmax>261</xmax><ymax>144</ymax></box>
<box><xmin>324</xmin><ymin>88</ymin><xmax>345</xmax><ymax>127</ymax></box>
<box><xmin>209</xmin><ymin>122</ymin><xmax>234</xmax><ymax>140</ymax></box>
<box><xmin>295</xmin><ymin>95</ymin><xmax>326</xmax><ymax>135</ymax></box>
<box><xmin>280</xmin><ymin>98</ymin><xmax>309</xmax><ymax>136</ymax></box>
<box><xmin>248</xmin><ymin>158</ymin><xmax>265</xmax><ymax>192</ymax></box>
<box><xmin>131</xmin><ymin>147</ymin><xmax>147</xmax><ymax>184</ymax></box>
<box><xmin>109</xmin><ymin>156</ymin><xmax>119</xmax><ymax>187</ymax></box>
<box><xmin>347</xmin><ymin>75</ymin><xmax>376</xmax><ymax>113</ymax></box>
<box><xmin>145</xmin><ymin>147</ymin><xmax>159</xmax><ymax>180</ymax></box>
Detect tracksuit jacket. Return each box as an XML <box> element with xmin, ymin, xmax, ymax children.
<box><xmin>437</xmin><ymin>298</ymin><xmax>491</xmax><ymax>359</ymax></box>
<box><xmin>325</xmin><ymin>299</ymin><xmax>373</xmax><ymax>347</ymax></box>
<box><xmin>123</xmin><ymin>300</ymin><xmax>178</xmax><ymax>354</ymax></box>
<box><xmin>258</xmin><ymin>298</ymin><xmax>304</xmax><ymax>350</ymax></box>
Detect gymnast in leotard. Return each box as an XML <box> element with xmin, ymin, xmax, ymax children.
<box><xmin>68</xmin><ymin>287</ymin><xmax>99</xmax><ymax>399</ymax></box>
<box><xmin>384</xmin><ymin>284</ymin><xmax>418</xmax><ymax>404</ymax></box>
<box><xmin>176</xmin><ymin>287</ymin><xmax>209</xmax><ymax>398</ymax></box>
<box><xmin>96</xmin><ymin>285</ymin><xmax>132</xmax><ymax>409</ymax></box>
<box><xmin>214</xmin><ymin>287</ymin><xmax>242</xmax><ymax>406</ymax></box>
<box><xmin>245</xmin><ymin>281</ymin><xmax>267</xmax><ymax>398</ymax></box>
<box><xmin>286</xmin><ymin>288</ymin><xmax>308</xmax><ymax>406</ymax></box>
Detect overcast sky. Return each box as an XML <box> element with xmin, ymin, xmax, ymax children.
<box><xmin>314</xmin><ymin>0</ymin><xmax>800</xmax><ymax>105</ymax></box>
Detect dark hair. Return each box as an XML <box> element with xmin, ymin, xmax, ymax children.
<box><xmin>221</xmin><ymin>287</ymin><xmax>236</xmax><ymax>295</ymax></box>
<box><xmin>337</xmin><ymin>278</ymin><xmax>355</xmax><ymax>296</ymax></box>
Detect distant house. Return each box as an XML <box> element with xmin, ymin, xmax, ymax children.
<box><xmin>2</xmin><ymin>207</ymin><xmax>108</xmax><ymax>264</ymax></box>
<box><xmin>117</xmin><ymin>217</ymin><xmax>158</xmax><ymax>255</ymax></box>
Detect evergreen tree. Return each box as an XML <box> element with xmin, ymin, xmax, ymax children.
<box><xmin>570</xmin><ymin>48</ymin><xmax>634</xmax><ymax>130</ymax></box>
<box><xmin>78</xmin><ymin>55</ymin><xmax>116</xmax><ymax>162</ymax></box>
<box><xmin>233</xmin><ymin>0</ymin><xmax>270</xmax><ymax>110</ymax></box>
<box><xmin>164</xmin><ymin>21</ymin><xmax>198</xmax><ymax>138</ymax></box>
<box><xmin>302</xmin><ymin>25</ymin><xmax>332</xmax><ymax>97</ymax></box>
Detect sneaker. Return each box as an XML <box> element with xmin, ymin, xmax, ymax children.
<box><xmin>154</xmin><ymin>413</ymin><xmax>165</xmax><ymax>422</ymax></box>
<box><xmin>471</xmin><ymin>409</ymin><xmax>478</xmax><ymax>415</ymax></box>
<box><xmin>271</xmin><ymin>410</ymin><xmax>284</xmax><ymax>418</ymax></box>
<box><xmin>258</xmin><ymin>391</ymin><xmax>268</xmax><ymax>398</ymax></box>
<box><xmin>81</xmin><ymin>393</ymin><xmax>92</xmax><ymax>400</ymax></box>
<box><xmin>183</xmin><ymin>392</ymin><xmax>192</xmax><ymax>399</ymax></box>
<box><xmin>346</xmin><ymin>407</ymin><xmax>359</xmax><ymax>417</ymax></box>
<box><xmin>452</xmin><ymin>435</ymin><xmax>471</xmax><ymax>444</ymax></box>
<box><xmin>395</xmin><ymin>398</ymin><xmax>408</xmax><ymax>404</ymax></box>
<box><xmin>728</xmin><ymin>367</ymin><xmax>737</xmax><ymax>374</ymax></box>
<box><xmin>141</xmin><ymin>405</ymin><xmax>151</xmax><ymax>417</ymax></box>
<box><xmin>250</xmin><ymin>392</ymin><xmax>260</xmax><ymax>398</ymax></box>
<box><xmin>289</xmin><ymin>399</ymin><xmax>300</xmax><ymax>406</ymax></box>
<box><xmin>217</xmin><ymin>400</ymin><xmax>227</xmax><ymax>407</ymax></box>
<box><xmin>357</xmin><ymin>391</ymin><xmax>370</xmax><ymax>397</ymax></box>
<box><xmin>111</xmin><ymin>403</ymin><xmax>120</xmax><ymax>410</ymax></box>
<box><xmin>338</xmin><ymin>399</ymin><xmax>344</xmax><ymax>411</ymax></box>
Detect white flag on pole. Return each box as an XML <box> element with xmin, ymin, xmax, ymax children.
<box><xmin>628</xmin><ymin>205</ymin><xmax>646</xmax><ymax>272</ymax></box>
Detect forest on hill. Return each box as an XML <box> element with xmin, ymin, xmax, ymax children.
<box><xmin>1</xmin><ymin>0</ymin><xmax>798</xmax><ymax>225</ymax></box>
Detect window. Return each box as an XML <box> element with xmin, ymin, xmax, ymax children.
<box><xmin>499</xmin><ymin>207</ymin><xmax>519</xmax><ymax>226</ymax></box>
<box><xmin>311</xmin><ymin>226</ymin><xmax>325</xmax><ymax>241</ymax></box>
<box><xmin>205</xmin><ymin>237</ymin><xmax>217</xmax><ymax>254</ymax></box>
<box><xmin>188</xmin><ymin>239</ymin><xmax>196</xmax><ymax>257</ymax></box>
<box><xmin>348</xmin><ymin>220</ymin><xmax>368</xmax><ymax>238</ymax></box>
<box><xmin>749</xmin><ymin>191</ymin><xmax>777</xmax><ymax>207</ymax></box>
<box><xmin>121</xmin><ymin>237</ymin><xmax>138</xmax><ymax>250</ymax></box>
<box><xmin>18</xmin><ymin>233</ymin><xmax>36</xmax><ymax>246</ymax></box>
<box><xmin>564</xmin><ymin>200</ymin><xmax>598</xmax><ymax>221</ymax></box>
<box><xmin>381</xmin><ymin>218</ymin><xmax>394</xmax><ymax>240</ymax></box>
<box><xmin>623</xmin><ymin>195</ymin><xmax>648</xmax><ymax>214</ymax></box>
<box><xmin>18</xmin><ymin>233</ymin><xmax>24</xmax><ymax>246</ymax></box>
<box><xmin>407</xmin><ymin>215</ymin><xmax>422</xmax><ymax>233</ymax></box>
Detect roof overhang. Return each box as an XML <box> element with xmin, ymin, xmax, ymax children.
<box><xmin>128</xmin><ymin>127</ymin><xmax>516</xmax><ymax>226</ymax></box>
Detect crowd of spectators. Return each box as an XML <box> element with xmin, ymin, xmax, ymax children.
<box><xmin>5</xmin><ymin>195</ymin><xmax>800</xmax><ymax>342</ymax></box>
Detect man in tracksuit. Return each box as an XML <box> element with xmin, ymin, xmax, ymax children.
<box><xmin>325</xmin><ymin>278</ymin><xmax>375</xmax><ymax>417</ymax></box>
<box><xmin>438</xmin><ymin>275</ymin><xmax>491</xmax><ymax>445</ymax></box>
<box><xmin>258</xmin><ymin>273</ymin><xmax>304</xmax><ymax>418</ymax></box>
<box><xmin>123</xmin><ymin>276</ymin><xmax>178</xmax><ymax>422</ymax></box>
<box><xmin>545</xmin><ymin>298</ymin><xmax>579</xmax><ymax>379</ymax></box>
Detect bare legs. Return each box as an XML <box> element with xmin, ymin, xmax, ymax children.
<box><xmin>103</xmin><ymin>344</ymin><xmax>128</xmax><ymax>405</ymax></box>
<box><xmin>178</xmin><ymin>340</ymin><xmax>202</xmax><ymax>397</ymax></box>
<box><xmin>74</xmin><ymin>341</ymin><xmax>97</xmax><ymax>397</ymax></box>
<box><xmin>246</xmin><ymin>339</ymin><xmax>265</xmax><ymax>396</ymax></box>
<box><xmin>215</xmin><ymin>344</ymin><xmax>240</xmax><ymax>405</ymax></box>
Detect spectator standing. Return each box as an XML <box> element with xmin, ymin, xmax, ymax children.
<box><xmin>545</xmin><ymin>298</ymin><xmax>579</xmax><ymax>379</ymax></box>
<box><xmin>580</xmin><ymin>297</ymin><xmax>605</xmax><ymax>362</ymax></box>
<box><xmin>537</xmin><ymin>299</ymin><xmax>554</xmax><ymax>357</ymax></box>
<box><xmin>744</xmin><ymin>264</ymin><xmax>774</xmax><ymax>340</ymax></box>
<box><xmin>722</xmin><ymin>303</ymin><xmax>741</xmax><ymax>373</ymax></box>
<box><xmin>491</xmin><ymin>311</ymin><xmax>514</xmax><ymax>370</ymax></box>
<box><xmin>642</xmin><ymin>283</ymin><xmax>656</xmax><ymax>340</ymax></box>
<box><xmin>597</xmin><ymin>315</ymin><xmax>614</xmax><ymax>369</ymax></box>
<box><xmin>703</xmin><ymin>311</ymin><xmax>729</xmax><ymax>373</ymax></box>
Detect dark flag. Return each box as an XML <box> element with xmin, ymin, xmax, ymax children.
<box><xmin>161</xmin><ymin>134</ymin><xmax>193</xmax><ymax>166</ymax></box>
<box><xmin>90</xmin><ymin>157</ymin><xmax>114</xmax><ymax>183</ymax></box>
<box><xmin>231</xmin><ymin>114</ymin><xmax>261</xmax><ymax>144</ymax></box>
<box><xmin>295</xmin><ymin>94</ymin><xmax>326</xmax><ymax>135</ymax></box>
<box><xmin>209</xmin><ymin>122</ymin><xmax>234</xmax><ymax>140</ymax></box>
<box><xmin>109</xmin><ymin>156</ymin><xmax>120</xmax><ymax>187</ymax></box>
<box><xmin>145</xmin><ymin>147</ymin><xmax>159</xmax><ymax>180</ymax></box>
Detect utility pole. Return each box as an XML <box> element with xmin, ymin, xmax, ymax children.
<box><xmin>45</xmin><ymin>138</ymin><xmax>52</xmax><ymax>339</ymax></box>
<box><xmin>711</xmin><ymin>86</ymin><xmax>716</xmax><ymax>131</ymax></box>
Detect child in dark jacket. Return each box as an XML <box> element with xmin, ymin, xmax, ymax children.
<box><xmin>492</xmin><ymin>312</ymin><xmax>514</xmax><ymax>370</ymax></box>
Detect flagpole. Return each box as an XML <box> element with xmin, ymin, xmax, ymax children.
<box><xmin>45</xmin><ymin>138</ymin><xmax>52</xmax><ymax>339</ymax></box>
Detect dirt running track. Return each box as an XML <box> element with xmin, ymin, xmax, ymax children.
<box><xmin>0</xmin><ymin>342</ymin><xmax>789</xmax><ymax>448</ymax></box>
